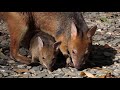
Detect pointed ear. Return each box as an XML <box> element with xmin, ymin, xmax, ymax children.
<box><xmin>53</xmin><ymin>41</ymin><xmax>61</xmax><ymax>51</ymax></box>
<box><xmin>87</xmin><ymin>25</ymin><xmax>97</xmax><ymax>38</ymax></box>
<box><xmin>71</xmin><ymin>22</ymin><xmax>78</xmax><ymax>39</ymax></box>
<box><xmin>37</xmin><ymin>36</ymin><xmax>43</xmax><ymax>50</ymax></box>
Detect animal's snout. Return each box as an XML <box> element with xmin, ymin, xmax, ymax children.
<box><xmin>72</xmin><ymin>57</ymin><xmax>86</xmax><ymax>70</ymax></box>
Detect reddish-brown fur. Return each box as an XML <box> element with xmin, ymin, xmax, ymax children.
<box><xmin>0</xmin><ymin>12</ymin><xmax>97</xmax><ymax>69</ymax></box>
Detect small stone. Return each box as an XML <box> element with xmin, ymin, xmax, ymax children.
<box><xmin>64</xmin><ymin>71</ymin><xmax>77</xmax><ymax>77</ymax></box>
<box><xmin>88</xmin><ymin>69</ymin><xmax>97</xmax><ymax>75</ymax></box>
<box><xmin>37</xmin><ymin>72</ymin><xmax>47</xmax><ymax>78</ymax></box>
<box><xmin>54</xmin><ymin>74</ymin><xmax>64</xmax><ymax>78</ymax></box>
<box><xmin>71</xmin><ymin>77</ymin><xmax>79</xmax><ymax>78</ymax></box>
<box><xmin>2</xmin><ymin>72</ymin><xmax>9</xmax><ymax>77</ymax></box>
<box><xmin>116</xmin><ymin>60</ymin><xmax>120</xmax><ymax>63</ymax></box>
<box><xmin>98</xmin><ymin>41</ymin><xmax>105</xmax><ymax>45</ymax></box>
<box><xmin>19</xmin><ymin>48</ymin><xmax>27</xmax><ymax>56</ymax></box>
<box><xmin>51</xmin><ymin>69</ymin><xmax>64</xmax><ymax>77</ymax></box>
<box><xmin>97</xmin><ymin>29</ymin><xmax>102</xmax><ymax>32</ymax></box>
<box><xmin>112</xmin><ymin>39</ymin><xmax>120</xmax><ymax>44</ymax></box>
<box><xmin>43</xmin><ymin>74</ymin><xmax>54</xmax><ymax>78</ymax></box>
<box><xmin>62</xmin><ymin>75</ymin><xmax>72</xmax><ymax>78</ymax></box>
<box><xmin>39</xmin><ymin>66</ymin><xmax>43</xmax><ymax>71</ymax></box>
<box><xmin>7</xmin><ymin>60</ymin><xmax>15</xmax><ymax>64</ymax></box>
<box><xmin>113</xmin><ymin>57</ymin><xmax>119</xmax><ymax>61</ymax></box>
<box><xmin>62</xmin><ymin>68</ymin><xmax>70</xmax><ymax>73</ymax></box>
<box><xmin>102</xmin><ymin>66</ymin><xmax>107</xmax><ymax>69</ymax></box>
<box><xmin>0</xmin><ymin>73</ymin><xmax>3</xmax><ymax>78</ymax></box>
<box><xmin>26</xmin><ymin>66</ymin><xmax>32</xmax><ymax>69</ymax></box>
<box><xmin>95</xmin><ymin>35</ymin><xmax>103</xmax><ymax>41</ymax></box>
<box><xmin>1</xmin><ymin>40</ymin><xmax>8</xmax><ymax>46</ymax></box>
<box><xmin>32</xmin><ymin>66</ymin><xmax>39</xmax><ymax>71</ymax></box>
<box><xmin>29</xmin><ymin>69</ymin><xmax>36</xmax><ymax>74</ymax></box>
<box><xmin>106</xmin><ymin>32</ymin><xmax>112</xmax><ymax>35</ymax></box>
<box><xmin>41</xmin><ymin>69</ymin><xmax>48</xmax><ymax>73</ymax></box>
<box><xmin>0</xmin><ymin>50</ymin><xmax>8</xmax><ymax>59</ymax></box>
<box><xmin>0</xmin><ymin>59</ymin><xmax>7</xmax><ymax>65</ymax></box>
<box><xmin>69</xmin><ymin>67</ymin><xmax>77</xmax><ymax>72</ymax></box>
<box><xmin>35</xmin><ymin>70</ymin><xmax>42</xmax><ymax>75</ymax></box>
<box><xmin>56</xmin><ymin>68</ymin><xmax>62</xmax><ymax>72</ymax></box>
<box><xmin>5</xmin><ymin>76</ymin><xmax>14</xmax><ymax>78</ymax></box>
<box><xmin>30</xmin><ymin>76</ymin><xmax>41</xmax><ymax>78</ymax></box>
<box><xmin>112</xmin><ymin>71</ymin><xmax>119</xmax><ymax>77</ymax></box>
<box><xmin>17</xmin><ymin>64</ymin><xmax>26</xmax><ymax>68</ymax></box>
<box><xmin>19</xmin><ymin>74</ymin><xmax>29</xmax><ymax>78</ymax></box>
<box><xmin>0</xmin><ymin>69</ymin><xmax>5</xmax><ymax>72</ymax></box>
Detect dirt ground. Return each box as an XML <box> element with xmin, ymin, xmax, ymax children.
<box><xmin>0</xmin><ymin>12</ymin><xmax>120</xmax><ymax>78</ymax></box>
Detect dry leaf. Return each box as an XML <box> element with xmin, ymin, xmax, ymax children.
<box><xmin>80</xmin><ymin>71</ymin><xmax>86</xmax><ymax>76</ymax></box>
<box><xmin>80</xmin><ymin>71</ymin><xmax>96</xmax><ymax>78</ymax></box>
<box><xmin>98</xmin><ymin>75</ymin><xmax>106</xmax><ymax>78</ymax></box>
<box><xmin>15</xmin><ymin>69</ymin><xmax>29</xmax><ymax>73</ymax></box>
<box><xmin>92</xmin><ymin>67</ymin><xmax>102</xmax><ymax>70</ymax></box>
<box><xmin>104</xmin><ymin>44</ymin><xmax>111</xmax><ymax>49</ymax></box>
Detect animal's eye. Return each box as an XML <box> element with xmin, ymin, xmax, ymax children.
<box><xmin>72</xmin><ymin>50</ymin><xmax>75</xmax><ymax>54</ymax></box>
<box><xmin>42</xmin><ymin>57</ymin><xmax>45</xmax><ymax>59</ymax></box>
<box><xmin>72</xmin><ymin>50</ymin><xmax>77</xmax><ymax>54</ymax></box>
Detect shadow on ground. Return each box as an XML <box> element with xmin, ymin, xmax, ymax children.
<box><xmin>52</xmin><ymin>44</ymin><xmax>117</xmax><ymax>71</ymax></box>
<box><xmin>84</xmin><ymin>44</ymin><xmax>117</xmax><ymax>69</ymax></box>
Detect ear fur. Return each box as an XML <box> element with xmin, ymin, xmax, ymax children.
<box><xmin>87</xmin><ymin>25</ymin><xmax>97</xmax><ymax>38</ymax></box>
<box><xmin>71</xmin><ymin>22</ymin><xmax>78</xmax><ymax>39</ymax></box>
<box><xmin>37</xmin><ymin>36</ymin><xmax>43</xmax><ymax>50</ymax></box>
<box><xmin>53</xmin><ymin>41</ymin><xmax>61</xmax><ymax>51</ymax></box>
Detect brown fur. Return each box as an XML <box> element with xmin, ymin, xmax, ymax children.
<box><xmin>29</xmin><ymin>31</ymin><xmax>60</xmax><ymax>71</ymax></box>
<box><xmin>0</xmin><ymin>12</ymin><xmax>97</xmax><ymax>69</ymax></box>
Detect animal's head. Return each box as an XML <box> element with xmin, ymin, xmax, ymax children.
<box><xmin>68</xmin><ymin>22</ymin><xmax>97</xmax><ymax>69</ymax></box>
<box><xmin>37</xmin><ymin>36</ymin><xmax>61</xmax><ymax>71</ymax></box>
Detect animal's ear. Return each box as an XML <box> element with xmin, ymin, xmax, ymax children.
<box><xmin>87</xmin><ymin>25</ymin><xmax>97</xmax><ymax>38</ymax></box>
<box><xmin>53</xmin><ymin>41</ymin><xmax>61</xmax><ymax>51</ymax></box>
<box><xmin>37</xmin><ymin>36</ymin><xmax>43</xmax><ymax>50</ymax></box>
<box><xmin>71</xmin><ymin>22</ymin><xmax>78</xmax><ymax>39</ymax></box>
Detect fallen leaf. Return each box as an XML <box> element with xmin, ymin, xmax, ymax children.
<box><xmin>14</xmin><ymin>69</ymin><xmax>29</xmax><ymax>73</ymax></box>
<box><xmin>92</xmin><ymin>67</ymin><xmax>102</xmax><ymax>70</ymax></box>
<box><xmin>98</xmin><ymin>75</ymin><xmax>106</xmax><ymax>78</ymax></box>
<box><xmin>80</xmin><ymin>71</ymin><xmax>96</xmax><ymax>78</ymax></box>
<box><xmin>104</xmin><ymin>44</ymin><xmax>111</xmax><ymax>49</ymax></box>
<box><xmin>105</xmin><ymin>73</ymin><xmax>115</xmax><ymax>78</ymax></box>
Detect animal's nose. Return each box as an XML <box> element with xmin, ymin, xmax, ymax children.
<box><xmin>73</xmin><ymin>59</ymin><xmax>85</xmax><ymax>70</ymax></box>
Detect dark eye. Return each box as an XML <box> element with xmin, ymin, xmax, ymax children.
<box><xmin>72</xmin><ymin>50</ymin><xmax>75</xmax><ymax>54</ymax></box>
<box><xmin>72</xmin><ymin>50</ymin><xmax>77</xmax><ymax>54</ymax></box>
<box><xmin>42</xmin><ymin>57</ymin><xmax>45</xmax><ymax>59</ymax></box>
